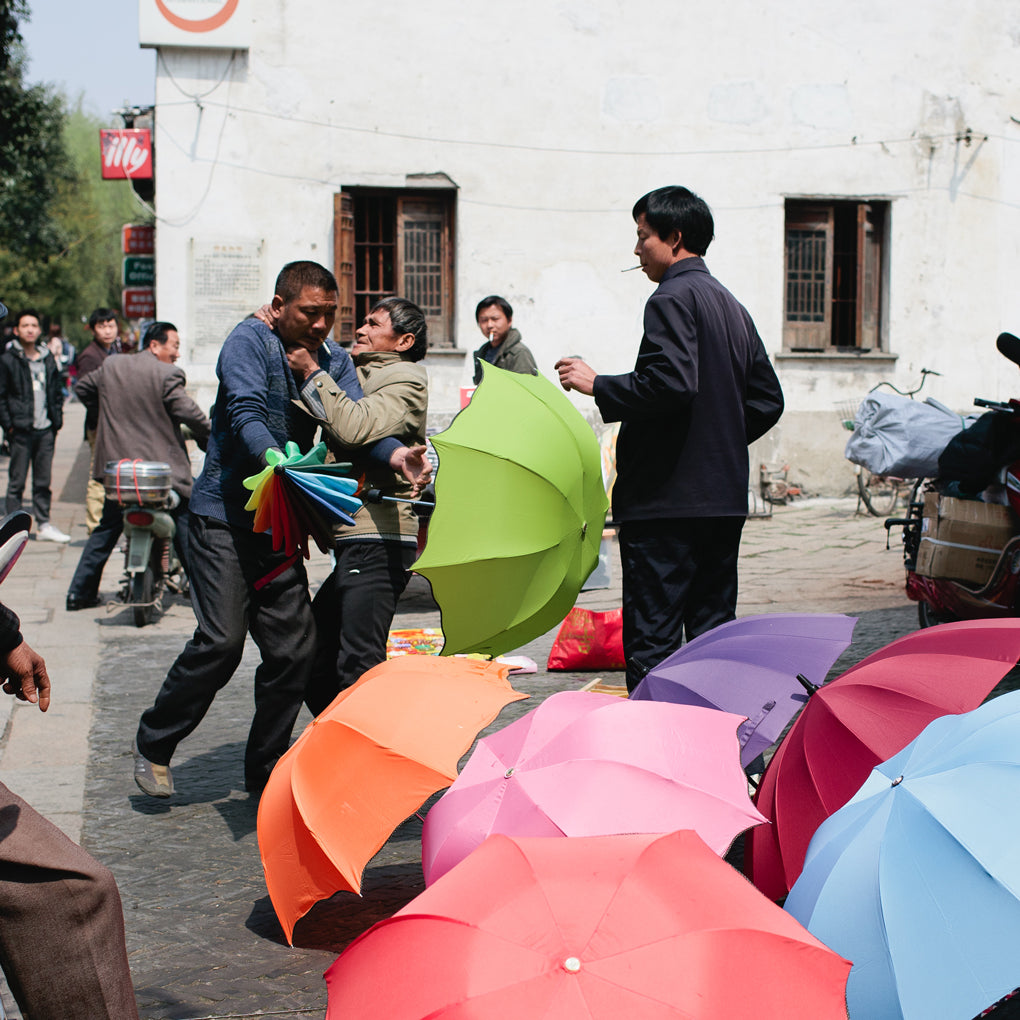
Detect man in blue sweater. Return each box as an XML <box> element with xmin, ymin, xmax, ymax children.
<box><xmin>132</xmin><ymin>261</ymin><xmax>428</xmax><ymax>798</ymax></box>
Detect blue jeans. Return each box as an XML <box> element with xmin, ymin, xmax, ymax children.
<box><xmin>5</xmin><ymin>428</ymin><xmax>55</xmax><ymax>525</ymax></box>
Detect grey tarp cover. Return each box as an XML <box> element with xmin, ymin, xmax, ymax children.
<box><xmin>844</xmin><ymin>391</ymin><xmax>971</xmax><ymax>477</ymax></box>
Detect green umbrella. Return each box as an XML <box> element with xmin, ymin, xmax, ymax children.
<box><xmin>414</xmin><ymin>364</ymin><xmax>608</xmax><ymax>658</ymax></box>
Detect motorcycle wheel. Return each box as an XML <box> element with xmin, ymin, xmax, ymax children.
<box><xmin>131</xmin><ymin>565</ymin><xmax>157</xmax><ymax>627</ymax></box>
<box><xmin>918</xmin><ymin>601</ymin><xmax>956</xmax><ymax>629</ymax></box>
<box><xmin>858</xmin><ymin>469</ymin><xmax>901</xmax><ymax>517</ymax></box>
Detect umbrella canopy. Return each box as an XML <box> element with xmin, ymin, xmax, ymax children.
<box><xmin>243</xmin><ymin>440</ymin><xmax>361</xmax><ymax>557</ymax></box>
<box><xmin>257</xmin><ymin>656</ymin><xmax>527</xmax><ymax>943</ymax></box>
<box><xmin>421</xmin><ymin>690</ymin><xmax>764</xmax><ymax>885</ymax></box>
<box><xmin>0</xmin><ymin>511</ymin><xmax>31</xmax><ymax>586</ymax></box>
<box><xmin>786</xmin><ymin>690</ymin><xmax>1020</xmax><ymax>1020</ymax></box>
<box><xmin>413</xmin><ymin>364</ymin><xmax>608</xmax><ymax>657</ymax></box>
<box><xmin>745</xmin><ymin>619</ymin><xmax>1020</xmax><ymax>901</ymax></box>
<box><xmin>631</xmin><ymin>612</ymin><xmax>857</xmax><ymax>767</ymax></box>
<box><xmin>326</xmin><ymin>830</ymin><xmax>852</xmax><ymax>1019</ymax></box>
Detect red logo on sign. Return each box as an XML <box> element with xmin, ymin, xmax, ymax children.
<box><xmin>123</xmin><ymin>289</ymin><xmax>156</xmax><ymax>319</ymax></box>
<box><xmin>101</xmin><ymin>130</ymin><xmax>153</xmax><ymax>180</ymax></box>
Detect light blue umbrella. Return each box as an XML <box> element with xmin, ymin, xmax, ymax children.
<box><xmin>785</xmin><ymin>689</ymin><xmax>1020</xmax><ymax>1020</ymax></box>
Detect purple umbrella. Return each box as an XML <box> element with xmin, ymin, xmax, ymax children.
<box><xmin>630</xmin><ymin>613</ymin><xmax>857</xmax><ymax>768</ymax></box>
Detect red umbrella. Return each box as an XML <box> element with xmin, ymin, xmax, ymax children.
<box><xmin>325</xmin><ymin>830</ymin><xmax>851</xmax><ymax>1019</ymax></box>
<box><xmin>745</xmin><ymin>619</ymin><xmax>1020</xmax><ymax>901</ymax></box>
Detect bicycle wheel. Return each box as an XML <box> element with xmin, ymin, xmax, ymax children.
<box><xmin>858</xmin><ymin>469</ymin><xmax>901</xmax><ymax>516</ymax></box>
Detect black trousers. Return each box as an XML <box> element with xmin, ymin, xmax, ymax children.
<box><xmin>618</xmin><ymin>516</ymin><xmax>745</xmax><ymax>692</ymax></box>
<box><xmin>305</xmin><ymin>540</ymin><xmax>416</xmax><ymax>715</ymax></box>
<box><xmin>66</xmin><ymin>496</ymin><xmax>193</xmax><ymax>601</ymax></box>
<box><xmin>135</xmin><ymin>513</ymin><xmax>315</xmax><ymax>791</ymax></box>
<box><xmin>5</xmin><ymin>427</ymin><xmax>55</xmax><ymax>524</ymax></box>
<box><xmin>0</xmin><ymin>783</ymin><xmax>139</xmax><ymax>1019</ymax></box>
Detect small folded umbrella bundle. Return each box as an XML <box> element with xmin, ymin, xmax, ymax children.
<box><xmin>631</xmin><ymin>612</ymin><xmax>857</xmax><ymax>768</ymax></box>
<box><xmin>786</xmin><ymin>690</ymin><xmax>1020</xmax><ymax>1020</ymax></box>
<box><xmin>421</xmin><ymin>690</ymin><xmax>765</xmax><ymax>885</ymax></box>
<box><xmin>326</xmin><ymin>831</ymin><xmax>852</xmax><ymax>1020</ymax></box>
<box><xmin>242</xmin><ymin>441</ymin><xmax>362</xmax><ymax>557</ymax></box>
<box><xmin>257</xmin><ymin>655</ymin><xmax>528</xmax><ymax>943</ymax></box>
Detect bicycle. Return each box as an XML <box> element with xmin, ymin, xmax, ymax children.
<box><xmin>837</xmin><ymin>368</ymin><xmax>941</xmax><ymax>516</ymax></box>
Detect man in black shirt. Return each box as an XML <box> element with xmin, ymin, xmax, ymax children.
<box><xmin>557</xmin><ymin>186</ymin><xmax>784</xmax><ymax>691</ymax></box>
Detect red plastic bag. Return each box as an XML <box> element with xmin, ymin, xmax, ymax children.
<box><xmin>546</xmin><ymin>607</ymin><xmax>625</xmax><ymax>671</ymax></box>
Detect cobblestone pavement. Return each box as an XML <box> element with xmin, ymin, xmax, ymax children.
<box><xmin>0</xmin><ymin>405</ymin><xmax>957</xmax><ymax>1018</ymax></box>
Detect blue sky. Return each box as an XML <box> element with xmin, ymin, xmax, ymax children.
<box><xmin>19</xmin><ymin>0</ymin><xmax>155</xmax><ymax>121</ymax></box>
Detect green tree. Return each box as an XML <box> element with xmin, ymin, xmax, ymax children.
<box><xmin>0</xmin><ymin>0</ymin><xmax>150</xmax><ymax>346</ymax></box>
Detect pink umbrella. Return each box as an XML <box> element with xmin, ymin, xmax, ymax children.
<box><xmin>421</xmin><ymin>690</ymin><xmax>765</xmax><ymax>885</ymax></box>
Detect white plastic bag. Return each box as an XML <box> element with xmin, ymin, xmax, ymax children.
<box><xmin>844</xmin><ymin>392</ymin><xmax>970</xmax><ymax>477</ymax></box>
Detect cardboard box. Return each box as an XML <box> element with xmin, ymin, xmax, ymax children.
<box><xmin>915</xmin><ymin>493</ymin><xmax>1016</xmax><ymax>585</ymax></box>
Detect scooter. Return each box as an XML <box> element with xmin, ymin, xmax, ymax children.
<box><xmin>885</xmin><ymin>399</ymin><xmax>1020</xmax><ymax>628</ymax></box>
<box><xmin>104</xmin><ymin>460</ymin><xmax>185</xmax><ymax>627</ymax></box>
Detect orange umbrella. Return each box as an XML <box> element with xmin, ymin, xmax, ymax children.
<box><xmin>257</xmin><ymin>655</ymin><xmax>527</xmax><ymax>943</ymax></box>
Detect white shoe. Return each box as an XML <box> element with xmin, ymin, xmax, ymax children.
<box><xmin>36</xmin><ymin>522</ymin><xmax>70</xmax><ymax>543</ymax></box>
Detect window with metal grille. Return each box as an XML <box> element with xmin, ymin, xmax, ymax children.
<box><xmin>783</xmin><ymin>199</ymin><xmax>887</xmax><ymax>352</ymax></box>
<box><xmin>334</xmin><ymin>189</ymin><xmax>455</xmax><ymax>348</ymax></box>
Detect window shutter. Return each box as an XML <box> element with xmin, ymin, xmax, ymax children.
<box><xmin>856</xmin><ymin>203</ymin><xmax>883</xmax><ymax>351</ymax></box>
<box><xmin>333</xmin><ymin>192</ymin><xmax>355</xmax><ymax>344</ymax></box>
<box><xmin>396</xmin><ymin>196</ymin><xmax>454</xmax><ymax>348</ymax></box>
<box><xmin>783</xmin><ymin>205</ymin><xmax>833</xmax><ymax>351</ymax></box>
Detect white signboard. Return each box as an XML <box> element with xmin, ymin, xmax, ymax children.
<box><xmin>139</xmin><ymin>0</ymin><xmax>250</xmax><ymax>49</ymax></box>
<box><xmin>189</xmin><ymin>238</ymin><xmax>265</xmax><ymax>364</ymax></box>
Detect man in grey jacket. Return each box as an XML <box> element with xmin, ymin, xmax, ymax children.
<box><xmin>65</xmin><ymin>321</ymin><xmax>211</xmax><ymax>610</ymax></box>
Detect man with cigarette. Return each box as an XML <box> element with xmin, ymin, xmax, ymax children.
<box><xmin>556</xmin><ymin>186</ymin><xmax>784</xmax><ymax>691</ymax></box>
<box><xmin>472</xmin><ymin>295</ymin><xmax>538</xmax><ymax>384</ymax></box>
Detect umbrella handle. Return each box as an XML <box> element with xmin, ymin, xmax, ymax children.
<box><xmin>796</xmin><ymin>673</ymin><xmax>819</xmax><ymax>695</ymax></box>
<box><xmin>363</xmin><ymin>488</ymin><xmax>435</xmax><ymax>508</ymax></box>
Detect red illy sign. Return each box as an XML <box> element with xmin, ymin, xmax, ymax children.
<box><xmin>101</xmin><ymin>129</ymin><xmax>153</xmax><ymax>180</ymax></box>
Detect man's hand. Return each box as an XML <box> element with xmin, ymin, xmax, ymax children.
<box><xmin>390</xmin><ymin>444</ymin><xmax>433</xmax><ymax>496</ymax></box>
<box><xmin>285</xmin><ymin>345</ymin><xmax>320</xmax><ymax>382</ymax></box>
<box><xmin>253</xmin><ymin>303</ymin><xmax>277</xmax><ymax>328</ymax></box>
<box><xmin>555</xmin><ymin>357</ymin><xmax>598</xmax><ymax>396</ymax></box>
<box><xmin>1</xmin><ymin>642</ymin><xmax>50</xmax><ymax>712</ymax></box>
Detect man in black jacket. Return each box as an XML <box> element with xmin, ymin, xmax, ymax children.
<box><xmin>0</xmin><ymin>309</ymin><xmax>69</xmax><ymax>542</ymax></box>
<box><xmin>557</xmin><ymin>186</ymin><xmax>784</xmax><ymax>691</ymax></box>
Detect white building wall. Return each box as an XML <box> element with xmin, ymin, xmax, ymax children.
<box><xmin>150</xmin><ymin>0</ymin><xmax>1020</xmax><ymax>494</ymax></box>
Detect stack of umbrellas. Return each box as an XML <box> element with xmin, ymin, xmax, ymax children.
<box><xmin>243</xmin><ymin>440</ymin><xmax>362</xmax><ymax>557</ymax></box>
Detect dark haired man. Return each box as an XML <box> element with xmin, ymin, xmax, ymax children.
<box><xmin>556</xmin><ymin>186</ymin><xmax>784</xmax><ymax>691</ymax></box>
<box><xmin>472</xmin><ymin>294</ymin><xmax>538</xmax><ymax>384</ymax></box>
<box><xmin>133</xmin><ymin>263</ymin><xmax>431</xmax><ymax>798</ymax></box>
<box><xmin>78</xmin><ymin>308</ymin><xmax>122</xmax><ymax>532</ymax></box>
<box><xmin>65</xmin><ymin>321</ymin><xmax>210</xmax><ymax>610</ymax></box>
<box><xmin>0</xmin><ymin>310</ymin><xmax>69</xmax><ymax>542</ymax></box>
<box><xmin>287</xmin><ymin>296</ymin><xmax>429</xmax><ymax>710</ymax></box>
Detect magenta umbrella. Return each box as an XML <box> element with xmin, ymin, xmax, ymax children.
<box><xmin>421</xmin><ymin>690</ymin><xmax>765</xmax><ymax>885</ymax></box>
<box><xmin>630</xmin><ymin>613</ymin><xmax>857</xmax><ymax>767</ymax></box>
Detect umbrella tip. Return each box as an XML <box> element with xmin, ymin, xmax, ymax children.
<box><xmin>796</xmin><ymin>673</ymin><xmax>819</xmax><ymax>695</ymax></box>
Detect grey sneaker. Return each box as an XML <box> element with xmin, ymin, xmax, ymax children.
<box><xmin>132</xmin><ymin>740</ymin><xmax>173</xmax><ymax>798</ymax></box>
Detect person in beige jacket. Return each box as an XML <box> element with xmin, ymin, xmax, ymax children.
<box><xmin>287</xmin><ymin>296</ymin><xmax>428</xmax><ymax>712</ymax></box>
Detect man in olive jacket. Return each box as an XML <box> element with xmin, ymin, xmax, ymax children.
<box><xmin>472</xmin><ymin>295</ymin><xmax>538</xmax><ymax>384</ymax></box>
<box><xmin>287</xmin><ymin>296</ymin><xmax>428</xmax><ymax>711</ymax></box>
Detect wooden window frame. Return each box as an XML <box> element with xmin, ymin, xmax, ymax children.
<box><xmin>783</xmin><ymin>198</ymin><xmax>887</xmax><ymax>353</ymax></box>
<box><xmin>334</xmin><ymin>188</ymin><xmax>456</xmax><ymax>349</ymax></box>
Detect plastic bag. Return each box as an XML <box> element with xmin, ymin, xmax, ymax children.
<box><xmin>546</xmin><ymin>607</ymin><xmax>625</xmax><ymax>671</ymax></box>
<box><xmin>844</xmin><ymin>392</ymin><xmax>970</xmax><ymax>477</ymax></box>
